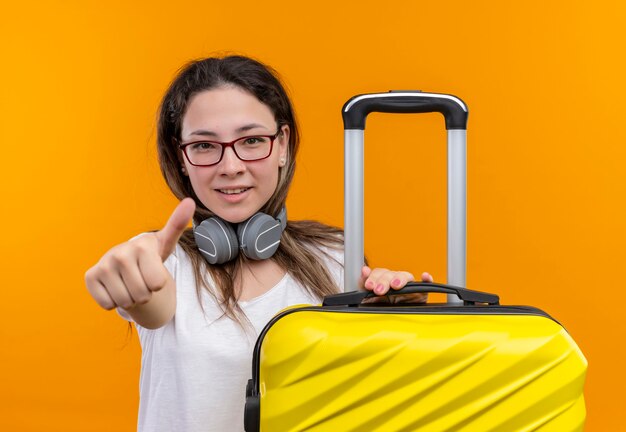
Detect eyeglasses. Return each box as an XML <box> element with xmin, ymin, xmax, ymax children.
<box><xmin>178</xmin><ymin>130</ymin><xmax>281</xmax><ymax>167</ymax></box>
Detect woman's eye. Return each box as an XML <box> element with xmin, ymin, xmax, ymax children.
<box><xmin>191</xmin><ymin>142</ymin><xmax>217</xmax><ymax>152</ymax></box>
<box><xmin>243</xmin><ymin>137</ymin><xmax>268</xmax><ymax>145</ymax></box>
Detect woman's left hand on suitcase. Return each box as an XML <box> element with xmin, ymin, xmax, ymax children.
<box><xmin>360</xmin><ymin>266</ymin><xmax>432</xmax><ymax>303</ymax></box>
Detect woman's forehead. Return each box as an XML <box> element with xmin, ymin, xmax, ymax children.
<box><xmin>181</xmin><ymin>87</ymin><xmax>275</xmax><ymax>139</ymax></box>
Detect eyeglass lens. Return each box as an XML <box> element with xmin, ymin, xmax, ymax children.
<box><xmin>186</xmin><ymin>136</ymin><xmax>273</xmax><ymax>166</ymax></box>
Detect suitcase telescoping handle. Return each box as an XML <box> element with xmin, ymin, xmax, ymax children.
<box><xmin>323</xmin><ymin>282</ymin><xmax>499</xmax><ymax>307</ymax></box>
<box><xmin>342</xmin><ymin>91</ymin><xmax>469</xmax><ymax>304</ymax></box>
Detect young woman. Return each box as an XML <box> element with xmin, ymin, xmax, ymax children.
<box><xmin>85</xmin><ymin>55</ymin><xmax>432</xmax><ymax>432</ymax></box>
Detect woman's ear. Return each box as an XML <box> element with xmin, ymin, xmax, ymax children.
<box><xmin>278</xmin><ymin>125</ymin><xmax>290</xmax><ymax>167</ymax></box>
<box><xmin>174</xmin><ymin>138</ymin><xmax>189</xmax><ymax>176</ymax></box>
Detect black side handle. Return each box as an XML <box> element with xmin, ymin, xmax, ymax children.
<box><xmin>244</xmin><ymin>379</ymin><xmax>260</xmax><ymax>431</ymax></box>
<box><xmin>342</xmin><ymin>91</ymin><xmax>468</xmax><ymax>130</ymax></box>
<box><xmin>322</xmin><ymin>282</ymin><xmax>499</xmax><ymax>307</ymax></box>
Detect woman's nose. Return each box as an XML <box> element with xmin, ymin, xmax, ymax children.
<box><xmin>217</xmin><ymin>147</ymin><xmax>246</xmax><ymax>175</ymax></box>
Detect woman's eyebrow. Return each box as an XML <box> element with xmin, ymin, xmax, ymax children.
<box><xmin>189</xmin><ymin>129</ymin><xmax>218</xmax><ymax>137</ymax></box>
<box><xmin>236</xmin><ymin>123</ymin><xmax>270</xmax><ymax>133</ymax></box>
<box><xmin>189</xmin><ymin>123</ymin><xmax>270</xmax><ymax>137</ymax></box>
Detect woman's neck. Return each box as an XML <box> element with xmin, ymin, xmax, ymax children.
<box><xmin>236</xmin><ymin>259</ymin><xmax>286</xmax><ymax>302</ymax></box>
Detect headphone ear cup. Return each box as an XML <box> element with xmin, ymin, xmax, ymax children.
<box><xmin>237</xmin><ymin>213</ymin><xmax>283</xmax><ymax>260</ymax></box>
<box><xmin>193</xmin><ymin>217</ymin><xmax>239</xmax><ymax>264</ymax></box>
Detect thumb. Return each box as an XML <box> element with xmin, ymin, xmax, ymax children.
<box><xmin>155</xmin><ymin>198</ymin><xmax>196</xmax><ymax>261</ymax></box>
<box><xmin>421</xmin><ymin>272</ymin><xmax>434</xmax><ymax>283</ymax></box>
<box><xmin>359</xmin><ymin>265</ymin><xmax>372</xmax><ymax>289</ymax></box>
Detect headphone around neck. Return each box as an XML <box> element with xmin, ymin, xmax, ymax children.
<box><xmin>193</xmin><ymin>208</ymin><xmax>287</xmax><ymax>264</ymax></box>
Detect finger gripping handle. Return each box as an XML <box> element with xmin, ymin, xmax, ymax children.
<box><xmin>323</xmin><ymin>282</ymin><xmax>499</xmax><ymax>307</ymax></box>
<box><xmin>342</xmin><ymin>91</ymin><xmax>468</xmax><ymax>130</ymax></box>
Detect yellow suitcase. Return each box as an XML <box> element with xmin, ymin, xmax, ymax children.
<box><xmin>244</xmin><ymin>92</ymin><xmax>587</xmax><ymax>431</ymax></box>
<box><xmin>244</xmin><ymin>283</ymin><xmax>587</xmax><ymax>431</ymax></box>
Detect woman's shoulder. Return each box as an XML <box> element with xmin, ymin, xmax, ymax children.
<box><xmin>313</xmin><ymin>243</ymin><xmax>343</xmax><ymax>266</ymax></box>
<box><xmin>295</xmin><ymin>233</ymin><xmax>344</xmax><ymax>290</ymax></box>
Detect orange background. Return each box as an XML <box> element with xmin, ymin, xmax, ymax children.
<box><xmin>1</xmin><ymin>0</ymin><xmax>624</xmax><ymax>430</ymax></box>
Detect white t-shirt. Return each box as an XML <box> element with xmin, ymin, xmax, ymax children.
<box><xmin>119</xmin><ymin>243</ymin><xmax>343</xmax><ymax>432</ymax></box>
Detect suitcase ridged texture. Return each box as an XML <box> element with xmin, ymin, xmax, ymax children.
<box><xmin>257</xmin><ymin>310</ymin><xmax>586</xmax><ymax>431</ymax></box>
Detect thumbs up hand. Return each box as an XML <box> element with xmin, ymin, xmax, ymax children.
<box><xmin>85</xmin><ymin>198</ymin><xmax>195</xmax><ymax>328</ymax></box>
<box><xmin>154</xmin><ymin>198</ymin><xmax>196</xmax><ymax>262</ymax></box>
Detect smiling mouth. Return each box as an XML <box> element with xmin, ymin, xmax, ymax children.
<box><xmin>217</xmin><ymin>188</ymin><xmax>251</xmax><ymax>195</ymax></box>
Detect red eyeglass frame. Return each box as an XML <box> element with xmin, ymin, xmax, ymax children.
<box><xmin>177</xmin><ymin>130</ymin><xmax>281</xmax><ymax>167</ymax></box>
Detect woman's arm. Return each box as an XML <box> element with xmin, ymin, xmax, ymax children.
<box><xmin>84</xmin><ymin>198</ymin><xmax>195</xmax><ymax>329</ymax></box>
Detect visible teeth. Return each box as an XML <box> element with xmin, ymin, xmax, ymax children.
<box><xmin>219</xmin><ymin>188</ymin><xmax>249</xmax><ymax>195</ymax></box>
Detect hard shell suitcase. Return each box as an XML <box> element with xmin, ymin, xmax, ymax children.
<box><xmin>244</xmin><ymin>92</ymin><xmax>587</xmax><ymax>431</ymax></box>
